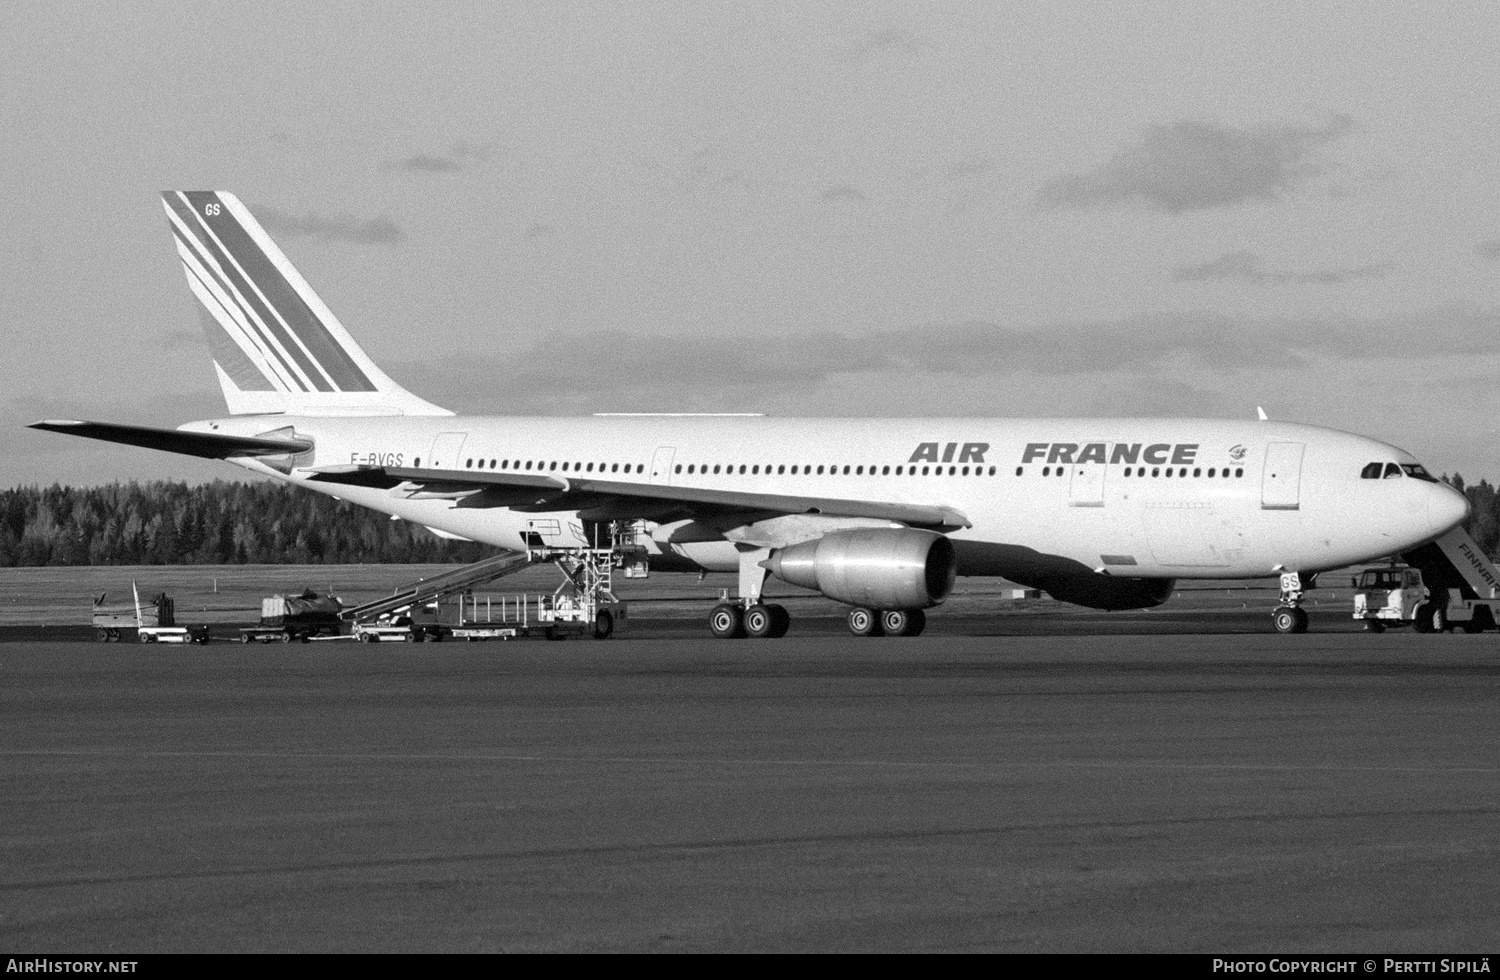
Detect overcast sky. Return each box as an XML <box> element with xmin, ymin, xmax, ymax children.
<box><xmin>4</xmin><ymin>1</ymin><xmax>1500</xmax><ymax>487</ymax></box>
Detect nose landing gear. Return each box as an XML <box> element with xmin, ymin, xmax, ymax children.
<box><xmin>1272</xmin><ymin>571</ymin><xmax>1311</xmax><ymax>634</ymax></box>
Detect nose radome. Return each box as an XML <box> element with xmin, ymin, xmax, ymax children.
<box><xmin>1428</xmin><ymin>483</ymin><xmax>1471</xmax><ymax>534</ymax></box>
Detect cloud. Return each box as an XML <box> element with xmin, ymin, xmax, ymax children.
<box><xmin>1477</xmin><ymin>241</ymin><xmax>1500</xmax><ymax>261</ymax></box>
<box><xmin>949</xmin><ymin>159</ymin><xmax>997</xmax><ymax>181</ymax></box>
<box><xmin>524</xmin><ymin>222</ymin><xmax>556</xmax><ymax>239</ymax></box>
<box><xmin>821</xmin><ymin>185</ymin><xmax>867</xmax><ymax>203</ymax></box>
<box><xmin>1034</xmin><ymin>116</ymin><xmax>1353</xmax><ymax>214</ymax></box>
<box><xmin>835</xmin><ymin>29</ymin><xmax>930</xmax><ymax>64</ymax></box>
<box><xmin>674</xmin><ymin>147</ymin><xmax>751</xmax><ymax>194</ymax></box>
<box><xmin>252</xmin><ymin>205</ymin><xmax>406</xmax><ymax>245</ymax></box>
<box><xmin>1173</xmin><ymin>250</ymin><xmax>1393</xmax><ymax>284</ymax></box>
<box><xmin>386</xmin><ymin>306</ymin><xmax>1500</xmax><ymax>415</ymax></box>
<box><xmin>394</xmin><ymin>142</ymin><xmax>492</xmax><ymax>174</ymax></box>
<box><xmin>946</xmin><ymin>158</ymin><xmax>1001</xmax><ymax>214</ymax></box>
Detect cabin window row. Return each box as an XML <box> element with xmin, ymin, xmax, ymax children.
<box><xmin>425</xmin><ymin>458</ymin><xmax>1247</xmax><ymax>481</ymax></box>
<box><xmin>676</xmin><ymin>463</ymin><xmax>1002</xmax><ymax>477</ymax></box>
<box><xmin>1031</xmin><ymin>466</ymin><xmax>1245</xmax><ymax>478</ymax></box>
<box><xmin>450</xmin><ymin>458</ymin><xmax>646</xmax><ymax>474</ymax></box>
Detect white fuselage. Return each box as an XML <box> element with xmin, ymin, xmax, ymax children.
<box><xmin>201</xmin><ymin>414</ymin><xmax>1467</xmax><ymax>588</ymax></box>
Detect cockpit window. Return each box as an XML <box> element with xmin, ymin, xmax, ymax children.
<box><xmin>1384</xmin><ymin>463</ymin><xmax>1403</xmax><ymax>479</ymax></box>
<box><xmin>1401</xmin><ymin>464</ymin><xmax>1438</xmax><ymax>483</ymax></box>
<box><xmin>1360</xmin><ymin>462</ymin><xmax>1383</xmax><ymax>479</ymax></box>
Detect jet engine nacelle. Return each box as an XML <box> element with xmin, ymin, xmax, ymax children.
<box><xmin>763</xmin><ymin>529</ymin><xmax>957</xmax><ymax>609</ymax></box>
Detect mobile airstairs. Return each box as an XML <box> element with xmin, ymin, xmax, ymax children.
<box><xmin>343</xmin><ymin>521</ymin><xmax>643</xmax><ymax>642</ymax></box>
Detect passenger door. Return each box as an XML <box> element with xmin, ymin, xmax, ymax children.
<box><xmin>1261</xmin><ymin>442</ymin><xmax>1305</xmax><ymax>511</ymax></box>
<box><xmin>427</xmin><ymin>431</ymin><xmax>468</xmax><ymax>470</ymax></box>
<box><xmin>650</xmin><ymin>446</ymin><xmax>676</xmax><ymax>486</ymax></box>
<box><xmin>1068</xmin><ymin>450</ymin><xmax>1106</xmax><ymax>507</ymax></box>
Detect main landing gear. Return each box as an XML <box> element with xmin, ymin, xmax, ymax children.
<box><xmin>1272</xmin><ymin>570</ymin><xmax>1311</xmax><ymax>634</ymax></box>
<box><xmin>710</xmin><ymin>547</ymin><xmax>928</xmax><ymax>639</ymax></box>
<box><xmin>847</xmin><ymin>606</ymin><xmax>927</xmax><ymax>638</ymax></box>
<box><xmin>709</xmin><ymin>601</ymin><xmax>790</xmax><ymax>639</ymax></box>
<box><xmin>706</xmin><ymin>601</ymin><xmax>927</xmax><ymax>638</ymax></box>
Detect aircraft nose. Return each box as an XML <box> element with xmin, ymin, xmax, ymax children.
<box><xmin>1428</xmin><ymin>483</ymin><xmax>1471</xmax><ymax>534</ymax></box>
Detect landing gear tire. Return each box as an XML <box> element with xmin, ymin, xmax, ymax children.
<box><xmin>767</xmin><ymin>604</ymin><xmax>791</xmax><ymax>638</ymax></box>
<box><xmin>1272</xmin><ymin>606</ymin><xmax>1308</xmax><ymax>634</ymax></box>
<box><xmin>709</xmin><ymin>603</ymin><xmax>746</xmax><ymax>639</ymax></box>
<box><xmin>592</xmin><ymin>609</ymin><xmax>614</xmax><ymax>640</ymax></box>
<box><xmin>743</xmin><ymin>604</ymin><xmax>777</xmax><ymax>639</ymax></box>
<box><xmin>1413</xmin><ymin>603</ymin><xmax>1441</xmax><ymax>634</ymax></box>
<box><xmin>848</xmin><ymin>607</ymin><xmax>883</xmax><ymax>637</ymax></box>
<box><xmin>880</xmin><ymin>608</ymin><xmax>927</xmax><ymax>637</ymax></box>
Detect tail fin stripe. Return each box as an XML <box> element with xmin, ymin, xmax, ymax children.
<box><xmin>181</xmin><ymin>192</ymin><xmax>377</xmax><ymax>393</ymax></box>
<box><xmin>168</xmin><ymin>214</ymin><xmax>309</xmax><ymax>392</ymax></box>
<box><xmin>165</xmin><ymin>193</ymin><xmax>335</xmax><ymax>393</ymax></box>
<box><xmin>175</xmin><ymin>238</ymin><xmax>291</xmax><ymax>392</ymax></box>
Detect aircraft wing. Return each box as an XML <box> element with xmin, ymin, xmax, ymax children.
<box><xmin>28</xmin><ymin>420</ymin><xmax>314</xmax><ymax>459</ymax></box>
<box><xmin>307</xmin><ymin>464</ymin><xmax>972</xmax><ymax>531</ymax></box>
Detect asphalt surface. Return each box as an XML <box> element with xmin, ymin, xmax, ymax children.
<box><xmin>3</xmin><ymin>609</ymin><xmax>1499</xmax><ymax>952</ymax></box>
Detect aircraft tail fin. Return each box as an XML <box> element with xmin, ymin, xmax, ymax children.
<box><xmin>161</xmin><ymin>191</ymin><xmax>451</xmax><ymax>417</ymax></box>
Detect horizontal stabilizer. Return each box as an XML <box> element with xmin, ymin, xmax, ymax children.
<box><xmin>29</xmin><ymin>420</ymin><xmax>313</xmax><ymax>459</ymax></box>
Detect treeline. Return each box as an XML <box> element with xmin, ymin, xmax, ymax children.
<box><xmin>0</xmin><ymin>481</ymin><xmax>493</xmax><ymax>566</ymax></box>
<box><xmin>1447</xmin><ymin>475</ymin><xmax>1500</xmax><ymax>556</ymax></box>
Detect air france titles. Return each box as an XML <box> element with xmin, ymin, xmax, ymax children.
<box><xmin>1021</xmin><ymin>442</ymin><xmax>1199</xmax><ymax>466</ymax></box>
<box><xmin>909</xmin><ymin>442</ymin><xmax>989</xmax><ymax>464</ymax></box>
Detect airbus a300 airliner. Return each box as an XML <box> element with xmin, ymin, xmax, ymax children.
<box><xmin>30</xmin><ymin>192</ymin><xmax>1471</xmax><ymax>637</ymax></box>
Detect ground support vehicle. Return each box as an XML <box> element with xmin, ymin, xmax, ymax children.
<box><xmin>93</xmin><ymin>585</ymin><xmax>210</xmax><ymax>644</ymax></box>
<box><xmin>408</xmin><ymin>591</ymin><xmax>626</xmax><ymax>642</ymax></box>
<box><xmin>137</xmin><ymin>624</ymin><xmax>212</xmax><ymax>644</ymax></box>
<box><xmin>1353</xmin><ymin>527</ymin><xmax>1500</xmax><ymax>633</ymax></box>
<box><xmin>239</xmin><ymin>589</ymin><xmax>343</xmax><ymax>643</ymax></box>
<box><xmin>350</xmin><ymin>617</ymin><xmax>419</xmax><ymax>643</ymax></box>
<box><xmin>350</xmin><ymin>520</ymin><xmax>636</xmax><ymax>643</ymax></box>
